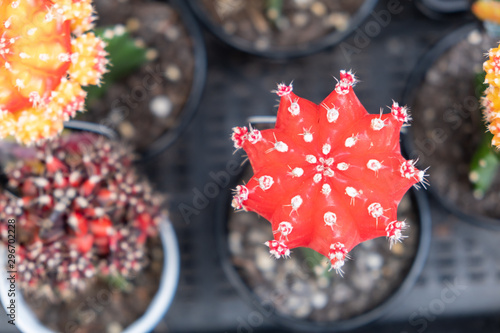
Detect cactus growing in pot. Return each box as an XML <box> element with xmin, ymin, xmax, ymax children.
<box><xmin>0</xmin><ymin>132</ymin><xmax>164</xmax><ymax>300</ymax></box>
<box><xmin>0</xmin><ymin>0</ymin><xmax>107</xmax><ymax>145</ymax></box>
<box><xmin>465</xmin><ymin>7</ymin><xmax>500</xmax><ymax>199</ymax></box>
<box><xmin>480</xmin><ymin>45</ymin><xmax>500</xmax><ymax>148</ymax></box>
<box><xmin>231</xmin><ymin>71</ymin><xmax>427</xmax><ymax>274</ymax></box>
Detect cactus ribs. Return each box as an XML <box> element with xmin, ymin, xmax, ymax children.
<box><xmin>231</xmin><ymin>71</ymin><xmax>427</xmax><ymax>274</ymax></box>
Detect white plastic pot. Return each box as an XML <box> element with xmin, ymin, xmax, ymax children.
<box><xmin>0</xmin><ymin>218</ymin><xmax>180</xmax><ymax>333</ymax></box>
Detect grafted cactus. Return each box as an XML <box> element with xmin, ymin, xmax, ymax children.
<box><xmin>0</xmin><ymin>0</ymin><xmax>107</xmax><ymax>144</ymax></box>
<box><xmin>231</xmin><ymin>71</ymin><xmax>427</xmax><ymax>274</ymax></box>
<box><xmin>481</xmin><ymin>45</ymin><xmax>500</xmax><ymax>147</ymax></box>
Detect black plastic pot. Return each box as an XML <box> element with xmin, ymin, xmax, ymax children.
<box><xmin>141</xmin><ymin>0</ymin><xmax>207</xmax><ymax>160</ymax></box>
<box><xmin>215</xmin><ymin>165</ymin><xmax>432</xmax><ymax>332</ymax></box>
<box><xmin>187</xmin><ymin>0</ymin><xmax>378</xmax><ymax>59</ymax></box>
<box><xmin>82</xmin><ymin>0</ymin><xmax>206</xmax><ymax>161</ymax></box>
<box><xmin>402</xmin><ymin>23</ymin><xmax>500</xmax><ymax>231</ymax></box>
<box><xmin>63</xmin><ymin>120</ymin><xmax>118</xmax><ymax>139</ymax></box>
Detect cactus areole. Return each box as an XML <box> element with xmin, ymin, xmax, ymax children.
<box><xmin>0</xmin><ymin>0</ymin><xmax>107</xmax><ymax>144</ymax></box>
<box><xmin>231</xmin><ymin>71</ymin><xmax>427</xmax><ymax>274</ymax></box>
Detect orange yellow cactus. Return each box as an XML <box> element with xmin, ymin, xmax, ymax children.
<box><xmin>472</xmin><ymin>1</ymin><xmax>500</xmax><ymax>24</ymax></box>
<box><xmin>0</xmin><ymin>0</ymin><xmax>107</xmax><ymax>144</ymax></box>
<box><xmin>482</xmin><ymin>45</ymin><xmax>500</xmax><ymax>147</ymax></box>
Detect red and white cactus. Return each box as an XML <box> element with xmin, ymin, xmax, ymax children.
<box><xmin>0</xmin><ymin>133</ymin><xmax>164</xmax><ymax>297</ymax></box>
<box><xmin>231</xmin><ymin>71</ymin><xmax>427</xmax><ymax>274</ymax></box>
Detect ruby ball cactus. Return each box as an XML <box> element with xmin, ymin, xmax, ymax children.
<box><xmin>231</xmin><ymin>71</ymin><xmax>427</xmax><ymax>275</ymax></box>
<box><xmin>0</xmin><ymin>133</ymin><xmax>163</xmax><ymax>297</ymax></box>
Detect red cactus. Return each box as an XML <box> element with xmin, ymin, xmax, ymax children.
<box><xmin>231</xmin><ymin>71</ymin><xmax>427</xmax><ymax>274</ymax></box>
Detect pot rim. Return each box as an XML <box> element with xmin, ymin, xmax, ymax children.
<box><xmin>414</xmin><ymin>0</ymin><xmax>471</xmax><ymax>20</ymax></box>
<box><xmin>63</xmin><ymin>120</ymin><xmax>118</xmax><ymax>140</ymax></box>
<box><xmin>0</xmin><ymin>218</ymin><xmax>180</xmax><ymax>333</ymax></box>
<box><xmin>186</xmin><ymin>0</ymin><xmax>379</xmax><ymax>60</ymax></box>
<box><xmin>401</xmin><ymin>22</ymin><xmax>500</xmax><ymax>231</ymax></box>
<box><xmin>215</xmin><ymin>165</ymin><xmax>432</xmax><ymax>332</ymax></box>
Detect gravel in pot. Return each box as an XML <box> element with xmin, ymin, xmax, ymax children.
<box><xmin>188</xmin><ymin>0</ymin><xmax>378</xmax><ymax>58</ymax></box>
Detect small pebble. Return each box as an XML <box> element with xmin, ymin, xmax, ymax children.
<box><xmin>266</xmin><ymin>8</ymin><xmax>280</xmax><ymax>21</ymax></box>
<box><xmin>109</xmin><ymin>109</ymin><xmax>125</xmax><ymax>125</ymax></box>
<box><xmin>317</xmin><ymin>275</ymin><xmax>329</xmax><ymax>288</ymax></box>
<box><xmin>256</xmin><ymin>247</ymin><xmax>275</xmax><ymax>272</ymax></box>
<box><xmin>324</xmin><ymin>13</ymin><xmax>348</xmax><ymax>31</ymax></box>
<box><xmin>248</xmin><ymin>228</ymin><xmax>266</xmax><ymax>243</ymax></box>
<box><xmin>313</xmin><ymin>265</ymin><xmax>325</xmax><ymax>276</ymax></box>
<box><xmin>291</xmin><ymin>280</ymin><xmax>306</xmax><ymax>293</ymax></box>
<box><xmin>286</xmin><ymin>296</ymin><xmax>302</xmax><ymax>311</ymax></box>
<box><xmin>332</xmin><ymin>283</ymin><xmax>353</xmax><ymax>303</ymax></box>
<box><xmin>114</xmin><ymin>24</ymin><xmax>126</xmax><ymax>36</ymax></box>
<box><xmin>146</xmin><ymin>48</ymin><xmax>158</xmax><ymax>61</ymax></box>
<box><xmin>294</xmin><ymin>0</ymin><xmax>312</xmax><ymax>8</ymax></box>
<box><xmin>103</xmin><ymin>29</ymin><xmax>115</xmax><ymax>40</ymax></box>
<box><xmin>365</xmin><ymin>253</ymin><xmax>383</xmax><ymax>270</ymax></box>
<box><xmin>426</xmin><ymin>69</ymin><xmax>441</xmax><ymax>85</ymax></box>
<box><xmin>229</xmin><ymin>231</ymin><xmax>243</xmax><ymax>255</ymax></box>
<box><xmin>126</xmin><ymin>17</ymin><xmax>141</xmax><ymax>32</ymax></box>
<box><xmin>292</xmin><ymin>12</ymin><xmax>309</xmax><ymax>28</ymax></box>
<box><xmin>473</xmin><ymin>189</ymin><xmax>485</xmax><ymax>200</ymax></box>
<box><xmin>118</xmin><ymin>121</ymin><xmax>135</xmax><ymax>139</ymax></box>
<box><xmin>214</xmin><ymin>0</ymin><xmax>245</xmax><ymax>19</ymax></box>
<box><xmin>293</xmin><ymin>299</ymin><xmax>312</xmax><ymax>318</ymax></box>
<box><xmin>150</xmin><ymin>95</ymin><xmax>173</xmax><ymax>118</ymax></box>
<box><xmin>468</xmin><ymin>30</ymin><xmax>482</xmax><ymax>45</ymax></box>
<box><xmin>275</xmin><ymin>17</ymin><xmax>290</xmax><ymax>31</ymax></box>
<box><xmin>311</xmin><ymin>291</ymin><xmax>328</xmax><ymax>309</ymax></box>
<box><xmin>134</xmin><ymin>38</ymin><xmax>146</xmax><ymax>49</ymax></box>
<box><xmin>352</xmin><ymin>269</ymin><xmax>375</xmax><ymax>291</ymax></box>
<box><xmin>165</xmin><ymin>65</ymin><xmax>181</xmax><ymax>82</ymax></box>
<box><xmin>249</xmin><ymin>8</ymin><xmax>269</xmax><ymax>33</ymax></box>
<box><xmin>310</xmin><ymin>1</ymin><xmax>327</xmax><ymax>17</ymax></box>
<box><xmin>391</xmin><ymin>242</ymin><xmax>404</xmax><ymax>256</ymax></box>
<box><xmin>254</xmin><ymin>37</ymin><xmax>270</xmax><ymax>51</ymax></box>
<box><xmin>107</xmin><ymin>322</ymin><xmax>123</xmax><ymax>333</ymax></box>
<box><xmin>165</xmin><ymin>27</ymin><xmax>180</xmax><ymax>41</ymax></box>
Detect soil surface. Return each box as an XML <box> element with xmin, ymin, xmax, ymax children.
<box><xmin>197</xmin><ymin>0</ymin><xmax>365</xmax><ymax>53</ymax></box>
<box><xmin>25</xmin><ymin>235</ymin><xmax>163</xmax><ymax>333</ymax></box>
<box><xmin>409</xmin><ymin>29</ymin><xmax>500</xmax><ymax>219</ymax></box>
<box><xmin>227</xmin><ymin>167</ymin><xmax>420</xmax><ymax>322</ymax></box>
<box><xmin>78</xmin><ymin>0</ymin><xmax>196</xmax><ymax>154</ymax></box>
